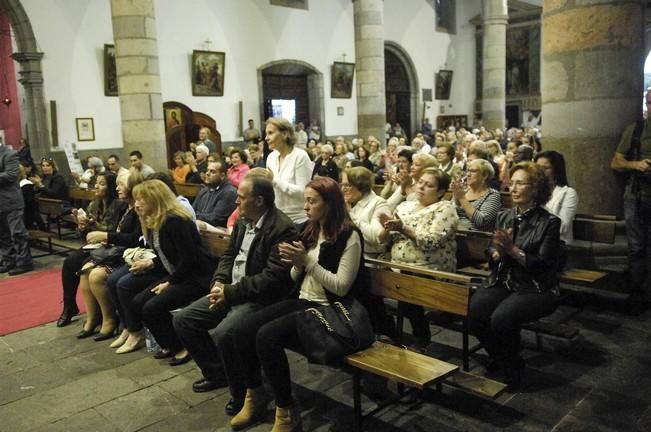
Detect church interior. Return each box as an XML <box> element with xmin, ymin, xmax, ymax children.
<box><xmin>1</xmin><ymin>1</ymin><xmax>651</xmax><ymax>431</ymax></box>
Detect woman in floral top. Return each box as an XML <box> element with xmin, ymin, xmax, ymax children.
<box><xmin>380</xmin><ymin>167</ymin><xmax>459</xmax><ymax>344</ymax></box>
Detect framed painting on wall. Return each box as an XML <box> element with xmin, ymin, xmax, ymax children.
<box><xmin>76</xmin><ymin>117</ymin><xmax>95</xmax><ymax>141</ymax></box>
<box><xmin>331</xmin><ymin>62</ymin><xmax>355</xmax><ymax>99</ymax></box>
<box><xmin>192</xmin><ymin>50</ymin><xmax>225</xmax><ymax>96</ymax></box>
<box><xmin>164</xmin><ymin>107</ymin><xmax>184</xmax><ymax>131</ymax></box>
<box><xmin>435</xmin><ymin>70</ymin><xmax>453</xmax><ymax>100</ymax></box>
<box><xmin>104</xmin><ymin>44</ymin><xmax>118</xmax><ymax>96</ymax></box>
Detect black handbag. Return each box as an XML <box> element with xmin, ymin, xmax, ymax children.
<box><xmin>88</xmin><ymin>245</ymin><xmax>126</xmax><ymax>266</ymax></box>
<box><xmin>296</xmin><ymin>297</ymin><xmax>375</xmax><ymax>366</ymax></box>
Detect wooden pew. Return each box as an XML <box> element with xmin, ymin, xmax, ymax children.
<box><xmin>175</xmin><ymin>183</ymin><xmax>203</xmax><ymax>200</ymax></box>
<box><xmin>68</xmin><ymin>186</ymin><xmax>95</xmax><ymax>202</ymax></box>
<box><xmin>37</xmin><ymin>197</ymin><xmax>74</xmax><ymax>239</ymax></box>
<box><xmin>201</xmin><ymin>230</ymin><xmax>231</xmax><ymax>257</ymax></box>
<box><xmin>345</xmin><ymin>258</ymin><xmax>506</xmax><ymax>431</ymax></box>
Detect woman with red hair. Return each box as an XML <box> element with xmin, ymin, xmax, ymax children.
<box><xmin>222</xmin><ymin>176</ymin><xmax>364</xmax><ymax>431</ymax></box>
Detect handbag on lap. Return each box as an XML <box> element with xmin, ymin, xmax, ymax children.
<box><xmin>296</xmin><ymin>297</ymin><xmax>375</xmax><ymax>366</ymax></box>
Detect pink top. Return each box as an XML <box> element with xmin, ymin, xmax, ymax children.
<box><xmin>227</xmin><ymin>164</ymin><xmax>250</xmax><ymax>188</ymax></box>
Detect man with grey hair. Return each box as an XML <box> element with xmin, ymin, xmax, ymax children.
<box><xmin>0</xmin><ymin>142</ymin><xmax>33</xmax><ymax>275</ymax></box>
<box><xmin>195</xmin><ymin>143</ymin><xmax>210</xmax><ymax>175</ymax></box>
<box><xmin>173</xmin><ymin>175</ymin><xmax>298</xmax><ymax>421</ymax></box>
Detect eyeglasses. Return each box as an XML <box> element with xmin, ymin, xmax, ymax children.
<box><xmin>509</xmin><ymin>181</ymin><xmax>532</xmax><ymax>189</ymax></box>
<box><xmin>467</xmin><ymin>169</ymin><xmax>480</xmax><ymax>173</ymax></box>
<box><xmin>41</xmin><ymin>157</ymin><xmax>53</xmax><ymax>162</ymax></box>
<box><xmin>340</xmin><ymin>183</ymin><xmax>354</xmax><ymax>190</ymax></box>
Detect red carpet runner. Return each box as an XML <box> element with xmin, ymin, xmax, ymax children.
<box><xmin>0</xmin><ymin>268</ymin><xmax>86</xmax><ymax>336</ymax></box>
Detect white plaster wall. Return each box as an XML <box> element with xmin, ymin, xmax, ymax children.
<box><xmin>20</xmin><ymin>0</ymin><xmax>477</xmax><ymax>152</ymax></box>
<box><xmin>21</xmin><ymin>0</ymin><xmax>118</xmax><ymax>152</ymax></box>
<box><xmin>155</xmin><ymin>0</ymin><xmax>356</xmax><ymax>141</ymax></box>
<box><xmin>384</xmin><ymin>0</ymin><xmax>480</xmax><ymax>127</ymax></box>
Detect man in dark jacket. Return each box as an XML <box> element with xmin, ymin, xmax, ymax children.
<box><xmin>173</xmin><ymin>175</ymin><xmax>298</xmax><ymax>414</ymax></box>
<box><xmin>0</xmin><ymin>143</ymin><xmax>33</xmax><ymax>275</ymax></box>
<box><xmin>193</xmin><ymin>161</ymin><xmax>237</xmax><ymax>228</ymax></box>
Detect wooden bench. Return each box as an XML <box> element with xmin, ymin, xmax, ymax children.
<box><xmin>345</xmin><ymin>258</ymin><xmax>506</xmax><ymax>431</ymax></box>
<box><xmin>201</xmin><ymin>230</ymin><xmax>231</xmax><ymax>257</ymax></box>
<box><xmin>175</xmin><ymin>183</ymin><xmax>203</xmax><ymax>200</ymax></box>
<box><xmin>37</xmin><ymin>197</ymin><xmax>75</xmax><ymax>240</ymax></box>
<box><xmin>28</xmin><ymin>229</ymin><xmax>55</xmax><ymax>257</ymax></box>
<box><xmin>68</xmin><ymin>186</ymin><xmax>95</xmax><ymax>202</ymax></box>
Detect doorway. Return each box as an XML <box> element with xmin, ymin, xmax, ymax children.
<box><xmin>259</xmin><ymin>60</ymin><xmax>324</xmax><ymax>134</ymax></box>
<box><xmin>384</xmin><ymin>42</ymin><xmax>419</xmax><ymax>141</ymax></box>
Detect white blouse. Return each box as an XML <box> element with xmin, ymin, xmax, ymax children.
<box><xmin>545</xmin><ymin>185</ymin><xmax>578</xmax><ymax>243</ymax></box>
<box><xmin>266</xmin><ymin>147</ymin><xmax>313</xmax><ymax>224</ymax></box>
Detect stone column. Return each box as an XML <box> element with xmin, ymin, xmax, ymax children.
<box><xmin>11</xmin><ymin>52</ymin><xmax>49</xmax><ymax>156</ymax></box>
<box><xmin>542</xmin><ymin>0</ymin><xmax>644</xmax><ymax>215</ymax></box>
<box><xmin>481</xmin><ymin>0</ymin><xmax>508</xmax><ymax>131</ymax></box>
<box><xmin>353</xmin><ymin>0</ymin><xmax>386</xmax><ymax>144</ymax></box>
<box><xmin>110</xmin><ymin>0</ymin><xmax>166</xmax><ymax>171</ymax></box>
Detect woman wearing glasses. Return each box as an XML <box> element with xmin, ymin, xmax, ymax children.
<box><xmin>468</xmin><ymin>162</ymin><xmax>560</xmax><ymax>390</ymax></box>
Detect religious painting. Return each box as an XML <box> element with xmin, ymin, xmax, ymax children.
<box><xmin>192</xmin><ymin>50</ymin><xmax>225</xmax><ymax>97</ymax></box>
<box><xmin>164</xmin><ymin>107</ymin><xmax>184</xmax><ymax>131</ymax></box>
<box><xmin>506</xmin><ymin>27</ymin><xmax>530</xmax><ymax>96</ymax></box>
<box><xmin>435</xmin><ymin>70</ymin><xmax>453</xmax><ymax>100</ymax></box>
<box><xmin>331</xmin><ymin>62</ymin><xmax>355</xmax><ymax>99</ymax></box>
<box><xmin>104</xmin><ymin>44</ymin><xmax>118</xmax><ymax>96</ymax></box>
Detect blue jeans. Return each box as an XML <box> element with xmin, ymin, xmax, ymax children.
<box><xmin>624</xmin><ymin>197</ymin><xmax>651</xmax><ymax>299</ymax></box>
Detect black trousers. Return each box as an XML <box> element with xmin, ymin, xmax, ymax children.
<box><xmin>115</xmin><ymin>269</ymin><xmax>167</xmax><ymax>332</ymax></box>
<box><xmin>233</xmin><ymin>299</ymin><xmax>315</xmax><ymax>408</ymax></box>
<box><xmin>60</xmin><ymin>249</ymin><xmax>88</xmax><ymax>312</ymax></box>
<box><xmin>135</xmin><ymin>278</ymin><xmax>210</xmax><ymax>353</ymax></box>
<box><xmin>173</xmin><ymin>297</ymin><xmax>264</xmax><ymax>398</ymax></box>
<box><xmin>468</xmin><ymin>285</ymin><xmax>557</xmax><ymax>367</ymax></box>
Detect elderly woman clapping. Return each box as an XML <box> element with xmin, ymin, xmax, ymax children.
<box><xmin>451</xmin><ymin>158</ymin><xmax>502</xmax><ymax>231</ymax></box>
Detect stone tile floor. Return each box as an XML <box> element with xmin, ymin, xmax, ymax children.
<box><xmin>1</xmin><ymin>251</ymin><xmax>650</xmax><ymax>431</ymax></box>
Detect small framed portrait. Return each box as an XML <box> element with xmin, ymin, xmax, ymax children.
<box><xmin>192</xmin><ymin>50</ymin><xmax>225</xmax><ymax>96</ymax></box>
<box><xmin>104</xmin><ymin>44</ymin><xmax>118</xmax><ymax>96</ymax></box>
<box><xmin>165</xmin><ymin>107</ymin><xmax>184</xmax><ymax>131</ymax></box>
<box><xmin>75</xmin><ymin>117</ymin><xmax>95</xmax><ymax>142</ymax></box>
<box><xmin>435</xmin><ymin>70</ymin><xmax>453</xmax><ymax>100</ymax></box>
<box><xmin>331</xmin><ymin>62</ymin><xmax>355</xmax><ymax>99</ymax></box>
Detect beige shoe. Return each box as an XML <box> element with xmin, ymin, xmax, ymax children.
<box><xmin>115</xmin><ymin>333</ymin><xmax>144</xmax><ymax>354</ymax></box>
<box><xmin>271</xmin><ymin>405</ymin><xmax>302</xmax><ymax>432</ymax></box>
<box><xmin>109</xmin><ymin>329</ymin><xmax>129</xmax><ymax>348</ymax></box>
<box><xmin>230</xmin><ymin>387</ymin><xmax>268</xmax><ymax>430</ymax></box>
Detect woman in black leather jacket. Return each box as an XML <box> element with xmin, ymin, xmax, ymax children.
<box><xmin>468</xmin><ymin>162</ymin><xmax>560</xmax><ymax>390</ymax></box>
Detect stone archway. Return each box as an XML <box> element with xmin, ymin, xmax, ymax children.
<box><xmin>0</xmin><ymin>0</ymin><xmax>49</xmax><ymax>156</ymax></box>
<box><xmin>384</xmin><ymin>41</ymin><xmax>419</xmax><ymax>139</ymax></box>
<box><xmin>258</xmin><ymin>59</ymin><xmax>324</xmax><ymax>136</ymax></box>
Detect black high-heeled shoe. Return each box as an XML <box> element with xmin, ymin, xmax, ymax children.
<box><xmin>94</xmin><ymin>327</ymin><xmax>119</xmax><ymax>342</ymax></box>
<box><xmin>57</xmin><ymin>306</ymin><xmax>80</xmax><ymax>327</ymax></box>
<box><xmin>77</xmin><ymin>327</ymin><xmax>98</xmax><ymax>339</ymax></box>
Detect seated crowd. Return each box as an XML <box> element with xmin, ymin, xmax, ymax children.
<box><xmin>21</xmin><ymin>117</ymin><xmax>582</xmax><ymax>431</ymax></box>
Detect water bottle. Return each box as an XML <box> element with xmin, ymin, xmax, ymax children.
<box><xmin>145</xmin><ymin>327</ymin><xmax>160</xmax><ymax>353</ymax></box>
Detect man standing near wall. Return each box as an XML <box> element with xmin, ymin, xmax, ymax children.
<box><xmin>0</xmin><ymin>142</ymin><xmax>33</xmax><ymax>275</ymax></box>
<box><xmin>611</xmin><ymin>91</ymin><xmax>651</xmax><ymax>314</ymax></box>
<box><xmin>242</xmin><ymin>119</ymin><xmax>260</xmax><ymax>145</ymax></box>
<box><xmin>198</xmin><ymin>127</ymin><xmax>216</xmax><ymax>153</ymax></box>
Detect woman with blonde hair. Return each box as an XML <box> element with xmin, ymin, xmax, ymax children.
<box><xmin>265</xmin><ymin>116</ymin><xmax>312</xmax><ymax>225</ymax></box>
<box><xmin>113</xmin><ymin>180</ymin><xmax>216</xmax><ymax>358</ymax></box>
<box><xmin>171</xmin><ymin>151</ymin><xmax>191</xmax><ymax>184</ymax></box>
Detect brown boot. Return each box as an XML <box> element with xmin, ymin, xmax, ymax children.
<box><xmin>271</xmin><ymin>405</ymin><xmax>302</xmax><ymax>432</ymax></box>
<box><xmin>230</xmin><ymin>388</ymin><xmax>267</xmax><ymax>430</ymax></box>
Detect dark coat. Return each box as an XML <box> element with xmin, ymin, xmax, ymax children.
<box><xmin>216</xmin><ymin>206</ymin><xmax>299</xmax><ymax>306</ymax></box>
<box><xmin>0</xmin><ymin>145</ymin><xmax>23</xmax><ymax>212</ymax></box>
